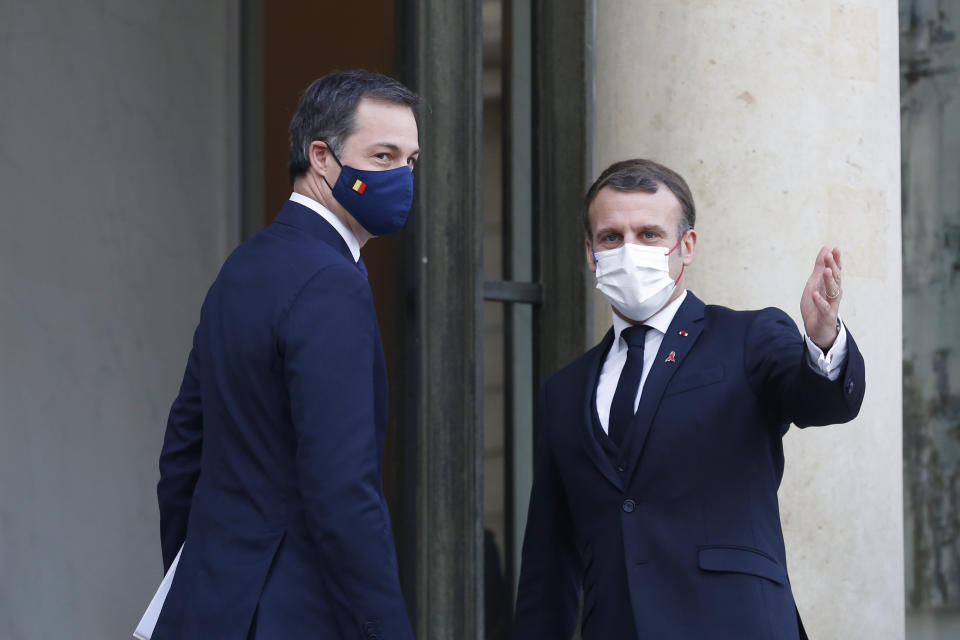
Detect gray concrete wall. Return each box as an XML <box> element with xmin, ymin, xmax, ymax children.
<box><xmin>0</xmin><ymin>2</ymin><xmax>237</xmax><ymax>638</ymax></box>
<box><xmin>901</xmin><ymin>0</ymin><xmax>960</xmax><ymax>636</ymax></box>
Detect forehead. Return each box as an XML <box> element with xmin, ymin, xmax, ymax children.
<box><xmin>347</xmin><ymin>98</ymin><xmax>419</xmax><ymax>149</ymax></box>
<box><xmin>588</xmin><ymin>185</ymin><xmax>682</xmax><ymax>233</ymax></box>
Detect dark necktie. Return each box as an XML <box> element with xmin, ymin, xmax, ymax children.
<box><xmin>608</xmin><ymin>325</ymin><xmax>649</xmax><ymax>446</ymax></box>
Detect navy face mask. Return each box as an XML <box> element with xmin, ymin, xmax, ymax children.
<box><xmin>323</xmin><ymin>146</ymin><xmax>414</xmax><ymax>236</ymax></box>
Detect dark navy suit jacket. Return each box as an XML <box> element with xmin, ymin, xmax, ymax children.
<box><xmin>155</xmin><ymin>200</ymin><xmax>413</xmax><ymax>639</ymax></box>
<box><xmin>514</xmin><ymin>292</ymin><xmax>865</xmax><ymax>640</ymax></box>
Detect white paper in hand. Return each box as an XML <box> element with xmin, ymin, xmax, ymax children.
<box><xmin>133</xmin><ymin>544</ymin><xmax>183</xmax><ymax>640</ymax></box>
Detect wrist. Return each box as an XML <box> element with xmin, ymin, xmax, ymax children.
<box><xmin>811</xmin><ymin>317</ymin><xmax>841</xmax><ymax>351</ymax></box>
<box><xmin>813</xmin><ymin>332</ymin><xmax>838</xmax><ymax>351</ymax></box>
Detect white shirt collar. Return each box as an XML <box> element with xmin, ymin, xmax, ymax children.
<box><xmin>288</xmin><ymin>191</ymin><xmax>361</xmax><ymax>262</ymax></box>
<box><xmin>612</xmin><ymin>290</ymin><xmax>688</xmax><ymax>346</ymax></box>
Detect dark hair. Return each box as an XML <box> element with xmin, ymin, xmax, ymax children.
<box><xmin>288</xmin><ymin>70</ymin><xmax>420</xmax><ymax>183</ymax></box>
<box><xmin>582</xmin><ymin>158</ymin><xmax>696</xmax><ymax>238</ymax></box>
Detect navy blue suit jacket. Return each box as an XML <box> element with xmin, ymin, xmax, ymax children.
<box><xmin>155</xmin><ymin>200</ymin><xmax>413</xmax><ymax>639</ymax></box>
<box><xmin>514</xmin><ymin>292</ymin><xmax>865</xmax><ymax>640</ymax></box>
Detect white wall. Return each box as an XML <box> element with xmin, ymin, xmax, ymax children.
<box><xmin>593</xmin><ymin>2</ymin><xmax>904</xmax><ymax>638</ymax></box>
<box><xmin>0</xmin><ymin>2</ymin><xmax>237</xmax><ymax>638</ymax></box>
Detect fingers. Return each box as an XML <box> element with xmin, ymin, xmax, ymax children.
<box><xmin>816</xmin><ymin>246</ymin><xmax>842</xmax><ymax>269</ymax></box>
<box><xmin>815</xmin><ymin>246</ymin><xmax>843</xmax><ymax>300</ymax></box>
<box><xmin>808</xmin><ymin>247</ymin><xmax>829</xmax><ymax>293</ymax></box>
<box><xmin>803</xmin><ymin>247</ymin><xmax>843</xmax><ymax>344</ymax></box>
<box><xmin>821</xmin><ymin>267</ymin><xmax>841</xmax><ymax>301</ymax></box>
<box><xmin>826</xmin><ymin>248</ymin><xmax>841</xmax><ymax>293</ymax></box>
<box><xmin>811</xmin><ymin>289</ymin><xmax>833</xmax><ymax>314</ymax></box>
<box><xmin>815</xmin><ymin>246</ymin><xmax>830</xmax><ymax>269</ymax></box>
<box><xmin>825</xmin><ymin>249</ymin><xmax>841</xmax><ymax>283</ymax></box>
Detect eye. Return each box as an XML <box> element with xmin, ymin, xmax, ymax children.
<box><xmin>374</xmin><ymin>152</ymin><xmax>391</xmax><ymax>162</ymax></box>
<box><xmin>643</xmin><ymin>231</ymin><xmax>658</xmax><ymax>240</ymax></box>
<box><xmin>407</xmin><ymin>157</ymin><xmax>417</xmax><ymax>170</ymax></box>
<box><xmin>603</xmin><ymin>233</ymin><xmax>620</xmax><ymax>243</ymax></box>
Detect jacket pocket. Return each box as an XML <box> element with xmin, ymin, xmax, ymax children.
<box><xmin>665</xmin><ymin>365</ymin><xmax>724</xmax><ymax>396</ymax></box>
<box><xmin>698</xmin><ymin>545</ymin><xmax>787</xmax><ymax>585</ymax></box>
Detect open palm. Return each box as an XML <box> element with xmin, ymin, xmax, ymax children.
<box><xmin>801</xmin><ymin>246</ymin><xmax>842</xmax><ymax>350</ymax></box>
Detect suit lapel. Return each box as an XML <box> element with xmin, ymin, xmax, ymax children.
<box><xmin>620</xmin><ymin>293</ymin><xmax>707</xmax><ymax>483</ymax></box>
<box><xmin>577</xmin><ymin>329</ymin><xmax>625</xmax><ymax>492</ymax></box>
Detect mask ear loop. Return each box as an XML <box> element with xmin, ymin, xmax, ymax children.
<box><xmin>665</xmin><ymin>229</ymin><xmax>688</xmax><ymax>255</ymax></box>
<box><xmin>319</xmin><ymin>141</ymin><xmax>343</xmax><ymax>192</ymax></box>
<box><xmin>590</xmin><ymin>241</ymin><xmax>599</xmax><ymax>264</ymax></box>
<box><xmin>667</xmin><ymin>229</ymin><xmax>690</xmax><ymax>284</ymax></box>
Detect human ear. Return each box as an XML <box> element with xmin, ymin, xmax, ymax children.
<box><xmin>681</xmin><ymin>229</ymin><xmax>697</xmax><ymax>266</ymax></box>
<box><xmin>309</xmin><ymin>141</ymin><xmax>334</xmax><ymax>180</ymax></box>
<box><xmin>585</xmin><ymin>237</ymin><xmax>597</xmax><ymax>274</ymax></box>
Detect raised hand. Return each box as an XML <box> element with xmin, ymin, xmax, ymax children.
<box><xmin>800</xmin><ymin>246</ymin><xmax>842</xmax><ymax>350</ymax></box>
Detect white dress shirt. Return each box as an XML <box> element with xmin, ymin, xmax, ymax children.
<box><xmin>289</xmin><ymin>191</ymin><xmax>361</xmax><ymax>262</ymax></box>
<box><xmin>595</xmin><ymin>290</ymin><xmax>849</xmax><ymax>434</ymax></box>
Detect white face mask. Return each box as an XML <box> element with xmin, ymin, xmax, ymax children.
<box><xmin>593</xmin><ymin>233</ymin><xmax>686</xmax><ymax>322</ymax></box>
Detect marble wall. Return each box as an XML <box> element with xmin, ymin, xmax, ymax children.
<box><xmin>593</xmin><ymin>2</ymin><xmax>904</xmax><ymax>638</ymax></box>
<box><xmin>0</xmin><ymin>2</ymin><xmax>237</xmax><ymax>638</ymax></box>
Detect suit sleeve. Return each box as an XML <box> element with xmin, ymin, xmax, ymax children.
<box><xmin>745</xmin><ymin>308</ymin><xmax>865</xmax><ymax>428</ymax></box>
<box><xmin>513</xmin><ymin>389</ymin><xmax>581</xmax><ymax>639</ymax></box>
<box><xmin>282</xmin><ymin>264</ymin><xmax>413</xmax><ymax>639</ymax></box>
<box><xmin>157</xmin><ymin>327</ymin><xmax>204</xmax><ymax>572</ymax></box>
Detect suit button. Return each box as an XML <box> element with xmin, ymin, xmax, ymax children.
<box><xmin>622</xmin><ymin>499</ymin><xmax>636</xmax><ymax>513</ymax></box>
<box><xmin>617</xmin><ymin>465</ymin><xmax>626</xmax><ymax>473</ymax></box>
<box><xmin>845</xmin><ymin>378</ymin><xmax>855</xmax><ymax>395</ymax></box>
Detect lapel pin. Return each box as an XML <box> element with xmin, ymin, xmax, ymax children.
<box><xmin>678</xmin><ymin>330</ymin><xmax>689</xmax><ymax>337</ymax></box>
<box><xmin>665</xmin><ymin>351</ymin><xmax>677</xmax><ymax>363</ymax></box>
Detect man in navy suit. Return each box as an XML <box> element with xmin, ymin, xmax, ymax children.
<box><xmin>513</xmin><ymin>159</ymin><xmax>865</xmax><ymax>639</ymax></box>
<box><xmin>155</xmin><ymin>70</ymin><xmax>420</xmax><ymax>639</ymax></box>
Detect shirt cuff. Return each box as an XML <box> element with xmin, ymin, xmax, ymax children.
<box><xmin>804</xmin><ymin>319</ymin><xmax>848</xmax><ymax>381</ymax></box>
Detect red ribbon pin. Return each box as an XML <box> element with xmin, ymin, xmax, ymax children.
<box><xmin>665</xmin><ymin>351</ymin><xmax>677</xmax><ymax>363</ymax></box>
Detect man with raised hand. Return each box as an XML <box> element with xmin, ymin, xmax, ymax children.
<box><xmin>514</xmin><ymin>158</ymin><xmax>864</xmax><ymax>640</ymax></box>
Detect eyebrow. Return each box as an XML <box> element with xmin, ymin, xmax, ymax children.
<box><xmin>635</xmin><ymin>223</ymin><xmax>667</xmax><ymax>235</ymax></box>
<box><xmin>594</xmin><ymin>226</ymin><xmax>621</xmax><ymax>238</ymax></box>
<box><xmin>593</xmin><ymin>223</ymin><xmax>668</xmax><ymax>239</ymax></box>
<box><xmin>368</xmin><ymin>142</ymin><xmax>421</xmax><ymax>156</ymax></box>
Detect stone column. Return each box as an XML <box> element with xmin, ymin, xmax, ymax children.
<box><xmin>412</xmin><ymin>1</ymin><xmax>485</xmax><ymax>638</ymax></box>
<box><xmin>593</xmin><ymin>2</ymin><xmax>904</xmax><ymax>638</ymax></box>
